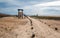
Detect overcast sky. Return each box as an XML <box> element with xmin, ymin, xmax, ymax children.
<box><xmin>0</xmin><ymin>0</ymin><xmax>60</xmax><ymax>16</ymax></box>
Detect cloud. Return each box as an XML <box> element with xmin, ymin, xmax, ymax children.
<box><xmin>0</xmin><ymin>0</ymin><xmax>60</xmax><ymax>16</ymax></box>
<box><xmin>34</xmin><ymin>1</ymin><xmax>60</xmax><ymax>7</ymax></box>
<box><xmin>0</xmin><ymin>0</ymin><xmax>25</xmax><ymax>8</ymax></box>
<box><xmin>23</xmin><ymin>1</ymin><xmax>60</xmax><ymax>16</ymax></box>
<box><xmin>0</xmin><ymin>0</ymin><xmax>25</xmax><ymax>15</ymax></box>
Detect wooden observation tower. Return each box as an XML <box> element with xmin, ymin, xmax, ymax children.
<box><xmin>18</xmin><ymin>9</ymin><xmax>23</xmax><ymax>19</ymax></box>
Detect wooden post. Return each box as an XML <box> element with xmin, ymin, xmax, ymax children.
<box><xmin>18</xmin><ymin>9</ymin><xmax>23</xmax><ymax>19</ymax></box>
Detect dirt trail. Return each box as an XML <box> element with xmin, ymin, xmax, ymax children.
<box><xmin>0</xmin><ymin>17</ymin><xmax>60</xmax><ymax>38</ymax></box>
<box><xmin>28</xmin><ymin>17</ymin><xmax>60</xmax><ymax>38</ymax></box>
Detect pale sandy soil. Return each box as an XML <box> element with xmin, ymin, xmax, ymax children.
<box><xmin>0</xmin><ymin>17</ymin><xmax>30</xmax><ymax>38</ymax></box>
<box><xmin>29</xmin><ymin>17</ymin><xmax>60</xmax><ymax>38</ymax></box>
<box><xmin>0</xmin><ymin>17</ymin><xmax>60</xmax><ymax>38</ymax></box>
<box><xmin>39</xmin><ymin>19</ymin><xmax>60</xmax><ymax>33</ymax></box>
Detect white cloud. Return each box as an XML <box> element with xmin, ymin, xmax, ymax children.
<box><xmin>23</xmin><ymin>1</ymin><xmax>60</xmax><ymax>10</ymax></box>
<box><xmin>34</xmin><ymin>1</ymin><xmax>60</xmax><ymax>7</ymax></box>
<box><xmin>33</xmin><ymin>1</ymin><xmax>60</xmax><ymax>11</ymax></box>
<box><xmin>23</xmin><ymin>1</ymin><xmax>60</xmax><ymax>16</ymax></box>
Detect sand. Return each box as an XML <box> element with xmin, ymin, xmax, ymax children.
<box><xmin>0</xmin><ymin>17</ymin><xmax>60</xmax><ymax>38</ymax></box>
<box><xmin>39</xmin><ymin>19</ymin><xmax>60</xmax><ymax>33</ymax></box>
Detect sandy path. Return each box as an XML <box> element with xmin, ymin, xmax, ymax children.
<box><xmin>29</xmin><ymin>17</ymin><xmax>60</xmax><ymax>38</ymax></box>
<box><xmin>0</xmin><ymin>17</ymin><xmax>60</xmax><ymax>38</ymax></box>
